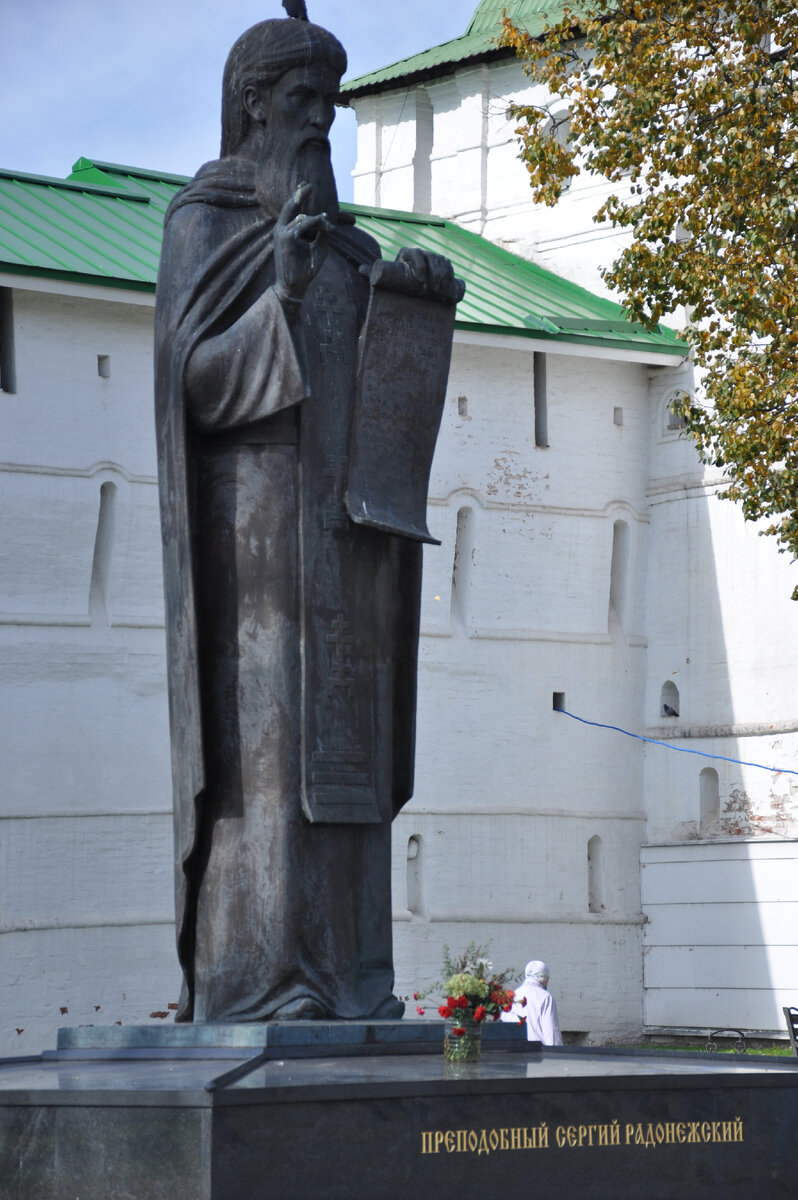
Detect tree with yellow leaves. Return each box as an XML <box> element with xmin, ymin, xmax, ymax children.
<box><xmin>501</xmin><ymin>2</ymin><xmax>798</xmax><ymax>593</ymax></box>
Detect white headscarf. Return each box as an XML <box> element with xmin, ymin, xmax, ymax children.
<box><xmin>524</xmin><ymin>960</ymin><xmax>550</xmax><ymax>986</ymax></box>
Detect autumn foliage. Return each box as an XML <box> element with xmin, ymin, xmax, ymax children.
<box><xmin>501</xmin><ymin>2</ymin><xmax>798</xmax><ymax>592</ymax></box>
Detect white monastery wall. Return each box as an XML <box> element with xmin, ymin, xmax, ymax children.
<box><xmin>640</xmin><ymin>365</ymin><xmax>798</xmax><ymax>1035</ymax></box>
<box><xmin>351</xmin><ymin>57</ymin><xmax>635</xmax><ymax>297</ymax></box>
<box><xmin>1</xmin><ymin>277</ymin><xmax>656</xmax><ymax>1051</ymax></box>
<box><xmin>391</xmin><ymin>335</ymin><xmax>653</xmax><ymax>1039</ymax></box>
<box><xmin>350</xmin><ymin>46</ymin><xmax>798</xmax><ymax>1037</ymax></box>
<box><xmin>0</xmin><ymin>282</ymin><xmax>179</xmax><ymax>1056</ymax></box>
<box><xmin>3</xmin><ymin>169</ymin><xmax>796</xmax><ymax>1047</ymax></box>
<box><xmin>6</xmin><ymin>288</ymin><xmax>156</xmax><ymax>475</ymax></box>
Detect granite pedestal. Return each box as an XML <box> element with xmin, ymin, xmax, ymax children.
<box><xmin>2</xmin><ymin>1022</ymin><xmax>798</xmax><ymax>1198</ymax></box>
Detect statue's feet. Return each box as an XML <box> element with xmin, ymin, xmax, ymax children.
<box><xmin>371</xmin><ymin>994</ymin><xmax>405</xmax><ymax>1020</ymax></box>
<box><xmin>271</xmin><ymin>995</ymin><xmax>327</xmax><ymax>1021</ymax></box>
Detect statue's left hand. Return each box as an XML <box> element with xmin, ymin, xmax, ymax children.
<box><xmin>395</xmin><ymin>248</ymin><xmax>457</xmax><ymax>301</ymax></box>
<box><xmin>274</xmin><ymin>183</ymin><xmax>335</xmax><ymax>304</ymax></box>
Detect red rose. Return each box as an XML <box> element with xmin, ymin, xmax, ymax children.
<box><xmin>492</xmin><ymin>1012</ymin><xmax>500</xmax><ymax>1021</ymax></box>
<box><xmin>458</xmin><ymin>995</ymin><xmax>469</xmax><ymax>1009</ymax></box>
<box><xmin>518</xmin><ymin>1015</ymin><xmax>526</xmax><ymax>1024</ymax></box>
<box><xmin>413</xmin><ymin>992</ymin><xmax>419</xmax><ymax>1000</ymax></box>
<box><xmin>447</xmin><ymin>997</ymin><xmax>458</xmax><ymax>1009</ymax></box>
<box><xmin>474</xmin><ymin>1006</ymin><xmax>487</xmax><ymax>1023</ymax></box>
<box><xmin>416</xmin><ymin>1006</ymin><xmax>425</xmax><ymax>1016</ymax></box>
<box><xmin>452</xmin><ymin>1026</ymin><xmax>465</xmax><ymax>1037</ymax></box>
<box><xmin>507</xmin><ymin>990</ymin><xmax>515</xmax><ymax>1000</ymax></box>
<box><xmin>502</xmin><ymin>1001</ymin><xmax>512</xmax><ymax>1012</ymax></box>
<box><xmin>521</xmin><ymin>996</ymin><xmax>527</xmax><ymax>1007</ymax></box>
<box><xmin>439</xmin><ymin>1005</ymin><xmax>452</xmax><ymax>1019</ymax></box>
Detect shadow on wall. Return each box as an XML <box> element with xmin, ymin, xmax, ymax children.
<box><xmin>641</xmin><ymin>377</ymin><xmax>798</xmax><ymax>1035</ymax></box>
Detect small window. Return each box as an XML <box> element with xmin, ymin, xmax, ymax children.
<box><xmin>663</xmin><ymin>388</ymin><xmax>690</xmax><ymax>433</ymax></box>
<box><xmin>0</xmin><ymin>287</ymin><xmax>16</xmax><ymax>393</ymax></box>
<box><xmin>97</xmin><ymin>354</ymin><xmax>111</xmax><ymax>379</ymax></box>
<box><xmin>660</xmin><ymin>386</ymin><xmax>693</xmax><ymax>436</ymax></box>
<box><xmin>613</xmin><ymin>406</ymin><xmax>623</xmax><ymax>427</ymax></box>
<box><xmin>457</xmin><ymin>394</ymin><xmax>468</xmax><ymax>418</ymax></box>
<box><xmin>660</xmin><ymin>680</ymin><xmax>679</xmax><ymax>718</ymax></box>
<box><xmin>666</xmin><ymin>404</ymin><xmax>686</xmax><ymax>432</ymax></box>
<box><xmin>553</xmin><ymin>692</ymin><xmax>565</xmax><ymax>712</ymax></box>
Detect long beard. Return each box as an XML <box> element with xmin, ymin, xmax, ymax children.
<box><xmin>255</xmin><ymin>138</ymin><xmax>339</xmax><ymax>221</ymax></box>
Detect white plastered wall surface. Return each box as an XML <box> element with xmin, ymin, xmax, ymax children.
<box><xmin>2</xmin><ymin>235</ymin><xmax>796</xmax><ymax>1051</ymax></box>
<box><xmin>0</xmin><ymin>282</ymin><xmax>179</xmax><ymax>1056</ymax></box>
<box><xmin>351</xmin><ymin>56</ymin><xmax>637</xmax><ymax>300</ymax></box>
<box><xmin>351</xmin><ymin>45</ymin><xmax>798</xmax><ymax>1037</ymax></box>
<box><xmin>393</xmin><ymin>336</ymin><xmax>655</xmax><ymax>1040</ymax></box>
<box><xmin>1</xmin><ymin>270</ymin><xmax>666</xmax><ymax>1051</ymax></box>
<box><xmin>641</xmin><ymin>374</ymin><xmax>798</xmax><ymax>1036</ymax></box>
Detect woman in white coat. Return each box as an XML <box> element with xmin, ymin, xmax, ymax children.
<box><xmin>502</xmin><ymin>960</ymin><xmax>563</xmax><ymax>1045</ymax></box>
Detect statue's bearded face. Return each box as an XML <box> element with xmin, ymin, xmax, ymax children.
<box><xmin>250</xmin><ymin>64</ymin><xmax>340</xmax><ymax>219</ymax></box>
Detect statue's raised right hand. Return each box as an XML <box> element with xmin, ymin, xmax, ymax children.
<box><xmin>274</xmin><ymin>183</ymin><xmax>334</xmax><ymax>305</ymax></box>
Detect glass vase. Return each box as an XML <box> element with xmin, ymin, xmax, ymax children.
<box><xmin>443</xmin><ymin>1016</ymin><xmax>483</xmax><ymax>1063</ymax></box>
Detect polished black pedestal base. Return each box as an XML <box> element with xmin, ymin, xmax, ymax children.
<box><xmin>2</xmin><ymin>1024</ymin><xmax>798</xmax><ymax>1198</ymax></box>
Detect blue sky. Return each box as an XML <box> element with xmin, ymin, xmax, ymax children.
<box><xmin>1</xmin><ymin>0</ymin><xmax>480</xmax><ymax>198</ymax></box>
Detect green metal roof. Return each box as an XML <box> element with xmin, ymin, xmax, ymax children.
<box><xmin>0</xmin><ymin>157</ymin><xmax>684</xmax><ymax>358</ymax></box>
<box><xmin>0</xmin><ymin>160</ymin><xmax>171</xmax><ymax>292</ymax></box>
<box><xmin>342</xmin><ymin>1</ymin><xmax>570</xmax><ymax>98</ymax></box>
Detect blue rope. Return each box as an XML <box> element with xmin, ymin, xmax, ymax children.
<box><xmin>557</xmin><ymin>709</ymin><xmax>798</xmax><ymax>776</ymax></box>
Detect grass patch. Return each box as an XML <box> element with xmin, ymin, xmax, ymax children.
<box><xmin>641</xmin><ymin>1042</ymin><xmax>793</xmax><ymax>1057</ymax></box>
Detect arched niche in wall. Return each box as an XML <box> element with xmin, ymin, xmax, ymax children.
<box><xmin>543</xmin><ymin>109</ymin><xmax>573</xmax><ymax>191</ymax></box>
<box><xmin>88</xmin><ymin>479</ymin><xmax>118</xmax><ymax>626</ymax></box>
<box><xmin>450</xmin><ymin>504</ymin><xmax>476</xmax><ymax>634</ymax></box>
<box><xmin>661</xmin><ymin>388</ymin><xmax>690</xmax><ymax>437</ymax></box>
<box><xmin>406</xmin><ymin>834</ymin><xmax>424</xmax><ymax>916</ymax></box>
<box><xmin>608</xmin><ymin>518</ymin><xmax>630</xmax><ymax>632</ymax></box>
<box><xmin>587</xmin><ymin>835</ymin><xmax>604</xmax><ymax>914</ymax></box>
<box><xmin>660</xmin><ymin>680</ymin><xmax>680</xmax><ymax>719</ymax></box>
<box><xmin>699</xmin><ymin>768</ymin><xmax>720</xmax><ymax>837</ymax></box>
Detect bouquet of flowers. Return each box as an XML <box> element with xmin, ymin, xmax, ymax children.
<box><xmin>416</xmin><ymin>943</ymin><xmax>517</xmax><ymax>1062</ymax></box>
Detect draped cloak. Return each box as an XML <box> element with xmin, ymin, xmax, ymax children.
<box><xmin>154</xmin><ymin>157</ymin><xmax>422</xmax><ymax>1021</ymax></box>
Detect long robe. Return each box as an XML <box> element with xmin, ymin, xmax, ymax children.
<box><xmin>154</xmin><ymin>157</ymin><xmax>421</xmax><ymax>1021</ymax></box>
<box><xmin>502</xmin><ymin>982</ymin><xmax>563</xmax><ymax>1045</ymax></box>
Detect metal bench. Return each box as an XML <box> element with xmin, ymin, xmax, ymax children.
<box><xmin>705</xmin><ymin>1029</ymin><xmax>747</xmax><ymax>1054</ymax></box>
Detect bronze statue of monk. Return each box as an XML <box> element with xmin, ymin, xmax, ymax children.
<box><xmin>155</xmin><ymin>14</ymin><xmax>462</xmax><ymax>1023</ymax></box>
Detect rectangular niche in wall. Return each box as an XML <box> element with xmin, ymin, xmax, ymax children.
<box><xmin>534</xmin><ymin>352</ymin><xmax>548</xmax><ymax>447</ymax></box>
<box><xmin>413</xmin><ymin>89</ymin><xmax>433</xmax><ymax>215</ymax></box>
<box><xmin>0</xmin><ymin>287</ymin><xmax>16</xmax><ymax>393</ymax></box>
<box><xmin>587</xmin><ymin>835</ymin><xmax>605</xmax><ymax>913</ymax></box>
